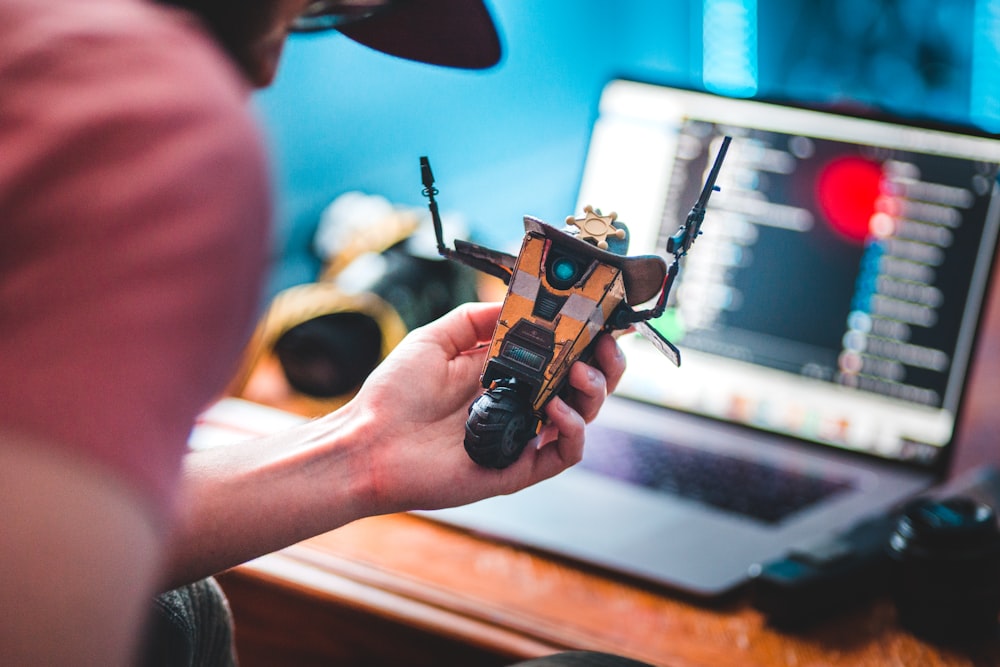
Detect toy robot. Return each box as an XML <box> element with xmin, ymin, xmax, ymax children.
<box><xmin>421</xmin><ymin>135</ymin><xmax>731</xmax><ymax>468</ymax></box>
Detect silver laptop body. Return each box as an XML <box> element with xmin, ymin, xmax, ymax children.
<box><xmin>423</xmin><ymin>79</ymin><xmax>1000</xmax><ymax>597</ymax></box>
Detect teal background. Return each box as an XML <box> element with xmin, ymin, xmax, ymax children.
<box><xmin>252</xmin><ymin>0</ymin><xmax>981</xmax><ymax>297</ymax></box>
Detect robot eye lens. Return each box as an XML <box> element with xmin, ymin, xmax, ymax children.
<box><xmin>547</xmin><ymin>254</ymin><xmax>584</xmax><ymax>289</ymax></box>
<box><xmin>552</xmin><ymin>258</ymin><xmax>577</xmax><ymax>282</ymax></box>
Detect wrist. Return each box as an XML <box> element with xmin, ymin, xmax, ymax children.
<box><xmin>284</xmin><ymin>401</ymin><xmax>382</xmax><ymax>526</ymax></box>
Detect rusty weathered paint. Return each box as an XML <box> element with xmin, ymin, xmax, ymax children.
<box><xmin>486</xmin><ymin>228</ymin><xmax>627</xmax><ymax>419</ymax></box>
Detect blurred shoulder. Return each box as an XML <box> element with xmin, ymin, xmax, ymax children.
<box><xmin>0</xmin><ymin>0</ymin><xmax>252</xmax><ymax>106</ymax></box>
<box><xmin>0</xmin><ymin>0</ymin><xmax>271</xmax><ymax>519</ymax></box>
<box><xmin>0</xmin><ymin>0</ymin><xmax>268</xmax><ymax>225</ymax></box>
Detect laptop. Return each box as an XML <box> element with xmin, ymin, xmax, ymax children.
<box><xmin>420</xmin><ymin>78</ymin><xmax>1000</xmax><ymax>598</ymax></box>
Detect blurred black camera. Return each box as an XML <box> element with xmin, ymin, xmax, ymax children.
<box><xmin>887</xmin><ymin>496</ymin><xmax>1000</xmax><ymax>642</ymax></box>
<box><xmin>229</xmin><ymin>192</ymin><xmax>479</xmax><ymax>416</ymax></box>
<box><xmin>750</xmin><ymin>466</ymin><xmax>1000</xmax><ymax>641</ymax></box>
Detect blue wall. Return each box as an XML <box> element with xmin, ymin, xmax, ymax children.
<box><xmin>252</xmin><ymin>0</ymin><xmax>695</xmax><ymax>295</ymax></box>
<box><xmin>253</xmin><ymin>0</ymin><xmax>980</xmax><ymax>297</ymax></box>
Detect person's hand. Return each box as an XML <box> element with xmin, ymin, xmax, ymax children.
<box><xmin>340</xmin><ymin>301</ymin><xmax>626</xmax><ymax>514</ymax></box>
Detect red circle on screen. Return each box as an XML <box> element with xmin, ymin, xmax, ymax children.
<box><xmin>815</xmin><ymin>156</ymin><xmax>883</xmax><ymax>243</ymax></box>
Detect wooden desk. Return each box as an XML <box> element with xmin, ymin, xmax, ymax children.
<box><xmin>218</xmin><ymin>511</ymin><xmax>1000</xmax><ymax>667</ymax></box>
<box><xmin>215</xmin><ymin>268</ymin><xmax>1000</xmax><ymax>667</ymax></box>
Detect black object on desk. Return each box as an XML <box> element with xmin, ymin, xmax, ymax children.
<box><xmin>887</xmin><ymin>496</ymin><xmax>1000</xmax><ymax>642</ymax></box>
<box><xmin>748</xmin><ymin>511</ymin><xmax>897</xmax><ymax>627</ymax></box>
<box><xmin>750</xmin><ymin>465</ymin><xmax>1000</xmax><ymax>635</ymax></box>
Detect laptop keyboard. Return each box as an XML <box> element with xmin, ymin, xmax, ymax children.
<box><xmin>581</xmin><ymin>425</ymin><xmax>853</xmax><ymax>524</ymax></box>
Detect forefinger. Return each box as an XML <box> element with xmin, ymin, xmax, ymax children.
<box><xmin>419</xmin><ymin>301</ymin><xmax>503</xmax><ymax>356</ymax></box>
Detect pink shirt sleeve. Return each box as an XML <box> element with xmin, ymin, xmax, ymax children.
<box><xmin>0</xmin><ymin>0</ymin><xmax>273</xmax><ymax>522</ymax></box>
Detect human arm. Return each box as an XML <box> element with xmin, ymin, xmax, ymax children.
<box><xmin>0</xmin><ymin>437</ymin><xmax>164</xmax><ymax>666</ymax></box>
<box><xmin>163</xmin><ymin>301</ymin><xmax>626</xmax><ymax>588</ymax></box>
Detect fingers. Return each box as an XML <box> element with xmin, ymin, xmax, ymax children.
<box><xmin>562</xmin><ymin>362</ymin><xmax>605</xmax><ymax>425</ymax></box>
<box><xmin>562</xmin><ymin>332</ymin><xmax>625</xmax><ymax>425</ymax></box>
<box><xmin>522</xmin><ymin>334</ymin><xmax>626</xmax><ymax>480</ymax></box>
<box><xmin>415</xmin><ymin>301</ymin><xmax>502</xmax><ymax>356</ymax></box>
<box><xmin>532</xmin><ymin>397</ymin><xmax>587</xmax><ymax>471</ymax></box>
<box><xmin>419</xmin><ymin>324</ymin><xmax>624</xmax><ymax>497</ymax></box>
<box><xmin>590</xmin><ymin>333</ymin><xmax>627</xmax><ymax>395</ymax></box>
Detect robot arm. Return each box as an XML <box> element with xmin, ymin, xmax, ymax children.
<box><xmin>667</xmin><ymin>135</ymin><xmax>732</xmax><ymax>258</ymax></box>
<box><xmin>421</xmin><ymin>156</ymin><xmax>517</xmax><ymax>285</ymax></box>
<box><xmin>615</xmin><ymin>135</ymin><xmax>732</xmax><ymax>327</ymax></box>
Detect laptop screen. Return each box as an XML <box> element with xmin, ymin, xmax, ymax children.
<box><xmin>576</xmin><ymin>79</ymin><xmax>1000</xmax><ymax>468</ymax></box>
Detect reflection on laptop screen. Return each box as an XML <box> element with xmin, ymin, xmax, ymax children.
<box><xmin>577</xmin><ymin>80</ymin><xmax>1000</xmax><ymax>468</ymax></box>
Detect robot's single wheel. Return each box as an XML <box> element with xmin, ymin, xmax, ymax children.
<box><xmin>464</xmin><ymin>384</ymin><xmax>536</xmax><ymax>468</ymax></box>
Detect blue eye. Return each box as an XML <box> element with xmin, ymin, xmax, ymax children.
<box><xmin>553</xmin><ymin>258</ymin><xmax>577</xmax><ymax>282</ymax></box>
<box><xmin>547</xmin><ymin>254</ymin><xmax>583</xmax><ymax>289</ymax></box>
